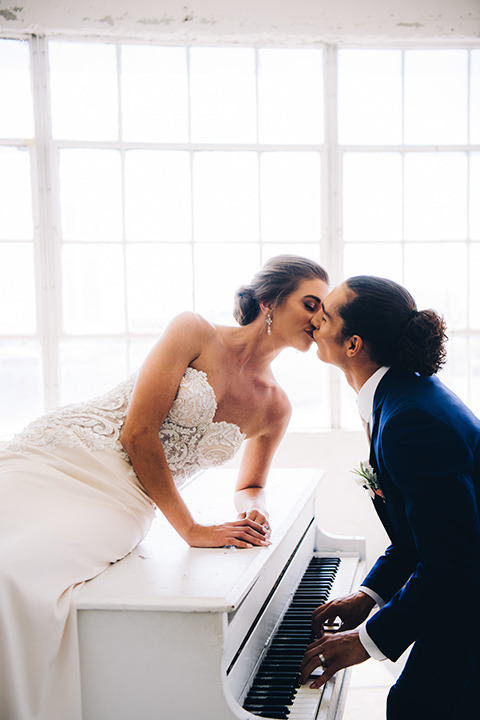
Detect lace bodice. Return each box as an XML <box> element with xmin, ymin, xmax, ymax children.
<box><xmin>5</xmin><ymin>368</ymin><xmax>245</xmax><ymax>485</ymax></box>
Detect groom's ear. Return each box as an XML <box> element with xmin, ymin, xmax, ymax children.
<box><xmin>346</xmin><ymin>334</ymin><xmax>363</xmax><ymax>357</ymax></box>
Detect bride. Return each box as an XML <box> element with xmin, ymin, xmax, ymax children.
<box><xmin>0</xmin><ymin>254</ymin><xmax>329</xmax><ymax>720</ymax></box>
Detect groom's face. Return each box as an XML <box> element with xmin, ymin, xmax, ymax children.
<box><xmin>311</xmin><ymin>283</ymin><xmax>351</xmax><ymax>367</ymax></box>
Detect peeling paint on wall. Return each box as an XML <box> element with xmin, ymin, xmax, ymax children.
<box><xmin>0</xmin><ymin>6</ymin><xmax>23</xmax><ymax>21</ymax></box>
<box><xmin>137</xmin><ymin>16</ymin><xmax>174</xmax><ymax>26</ymax></box>
<box><xmin>397</xmin><ymin>21</ymin><xmax>425</xmax><ymax>28</ymax></box>
<box><xmin>0</xmin><ymin>0</ymin><xmax>479</xmax><ymax>43</ymax></box>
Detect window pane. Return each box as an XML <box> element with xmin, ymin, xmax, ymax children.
<box><xmin>126</xmin><ymin>244</ymin><xmax>193</xmax><ymax>333</ymax></box>
<box><xmin>190</xmin><ymin>47</ymin><xmax>256</xmax><ymax>143</ymax></box>
<box><xmin>0</xmin><ymin>341</ymin><xmax>42</xmax><ymax>437</ymax></box>
<box><xmin>62</xmin><ymin>244</ymin><xmax>125</xmax><ymax>334</ymax></box>
<box><xmin>471</xmin><ymin>51</ymin><xmax>480</xmax><ymax>145</ymax></box>
<box><xmin>262</xmin><ymin>244</ymin><xmax>321</xmax><ymax>265</ymax></box>
<box><xmin>258</xmin><ymin>49</ymin><xmax>323</xmax><ymax>144</ymax></box>
<box><xmin>0</xmin><ymin>243</ymin><xmax>36</xmax><ymax>334</ymax></box>
<box><xmin>59</xmin><ymin>340</ymin><xmax>127</xmax><ymax>405</ymax></box>
<box><xmin>344</xmin><ymin>243</ymin><xmax>403</xmax><ymax>283</ymax></box>
<box><xmin>272</xmin><ymin>346</ymin><xmax>329</xmax><ymax>429</ymax></box>
<box><xmin>0</xmin><ymin>147</ymin><xmax>33</xmax><ymax>240</ymax></box>
<box><xmin>404</xmin><ymin>153</ymin><xmax>467</xmax><ymax>241</ymax></box>
<box><xmin>404</xmin><ymin>242</ymin><xmax>467</xmax><ymax>330</ymax></box>
<box><xmin>404</xmin><ymin>50</ymin><xmax>468</xmax><ymax>145</ymax></box>
<box><xmin>343</xmin><ymin>153</ymin><xmax>402</xmax><ymax>242</ymax></box>
<box><xmin>129</xmin><ymin>339</ymin><xmax>156</xmax><ymax>375</ymax></box>
<box><xmin>471</xmin><ymin>337</ymin><xmax>480</xmax><ymax>418</ymax></box>
<box><xmin>469</xmin><ymin>243</ymin><xmax>480</xmax><ymax>329</ymax></box>
<box><xmin>193</xmin><ymin>152</ymin><xmax>258</xmax><ymax>242</ymax></box>
<box><xmin>59</xmin><ymin>149</ymin><xmax>122</xmax><ymax>241</ymax></box>
<box><xmin>261</xmin><ymin>153</ymin><xmax>321</xmax><ymax>243</ymax></box>
<box><xmin>49</xmin><ymin>41</ymin><xmax>118</xmax><ymax>141</ymax></box>
<box><xmin>121</xmin><ymin>45</ymin><xmax>189</xmax><ymax>142</ymax></box>
<box><xmin>470</xmin><ymin>153</ymin><xmax>480</xmax><ymax>240</ymax></box>
<box><xmin>0</xmin><ymin>39</ymin><xmax>34</xmax><ymax>138</ymax></box>
<box><xmin>338</xmin><ymin>50</ymin><xmax>402</xmax><ymax>145</ymax></box>
<box><xmin>441</xmin><ymin>334</ymin><xmax>468</xmax><ymax>406</ymax></box>
<box><xmin>194</xmin><ymin>243</ymin><xmax>260</xmax><ymax>324</ymax></box>
<box><xmin>125</xmin><ymin>151</ymin><xmax>191</xmax><ymax>242</ymax></box>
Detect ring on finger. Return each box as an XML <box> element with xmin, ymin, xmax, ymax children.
<box><xmin>318</xmin><ymin>653</ymin><xmax>327</xmax><ymax>667</ymax></box>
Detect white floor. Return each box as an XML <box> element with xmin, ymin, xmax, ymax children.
<box><xmin>343</xmin><ymin>662</ymin><xmax>391</xmax><ymax>719</ymax></box>
<box><xmin>343</xmin><ymin>651</ymin><xmax>409</xmax><ymax>720</ymax></box>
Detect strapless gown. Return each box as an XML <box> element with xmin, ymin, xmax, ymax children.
<box><xmin>0</xmin><ymin>368</ymin><xmax>245</xmax><ymax>720</ymax></box>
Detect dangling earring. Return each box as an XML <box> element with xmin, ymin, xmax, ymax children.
<box><xmin>266</xmin><ymin>313</ymin><xmax>272</xmax><ymax>335</ymax></box>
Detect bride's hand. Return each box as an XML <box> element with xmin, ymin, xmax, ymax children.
<box><xmin>186</xmin><ymin>518</ymin><xmax>271</xmax><ymax>548</ymax></box>
<box><xmin>237</xmin><ymin>509</ymin><xmax>271</xmax><ymax>538</ymax></box>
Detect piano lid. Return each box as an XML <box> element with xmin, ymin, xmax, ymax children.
<box><xmin>77</xmin><ymin>468</ymin><xmax>323</xmax><ymax>614</ymax></box>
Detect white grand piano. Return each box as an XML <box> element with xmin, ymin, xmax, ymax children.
<box><xmin>77</xmin><ymin>468</ymin><xmax>365</xmax><ymax>720</ymax></box>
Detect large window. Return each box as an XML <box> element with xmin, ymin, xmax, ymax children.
<box><xmin>339</xmin><ymin>48</ymin><xmax>480</xmax><ymax>424</ymax></box>
<box><xmin>1</xmin><ymin>37</ymin><xmax>479</xmax><ymax>437</ymax></box>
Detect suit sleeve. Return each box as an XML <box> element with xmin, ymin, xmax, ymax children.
<box><xmin>361</xmin><ymin>539</ymin><xmax>417</xmax><ymax>604</ymax></box>
<box><xmin>365</xmin><ymin>408</ymin><xmax>480</xmax><ymax>662</ymax></box>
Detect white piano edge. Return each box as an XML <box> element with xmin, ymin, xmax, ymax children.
<box><xmin>77</xmin><ymin>468</ymin><xmax>326</xmax><ymax>614</ymax></box>
<box><xmin>314</xmin><ymin>526</ymin><xmax>366</xmax><ymax>563</ymax></box>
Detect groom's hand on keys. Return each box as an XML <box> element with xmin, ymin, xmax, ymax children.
<box><xmin>300</xmin><ymin>630</ymin><xmax>370</xmax><ymax>689</ymax></box>
<box><xmin>311</xmin><ymin>591</ymin><xmax>376</xmax><ymax>637</ymax></box>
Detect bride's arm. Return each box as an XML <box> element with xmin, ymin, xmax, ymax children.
<box><xmin>234</xmin><ymin>397</ymin><xmax>292</xmax><ymax>533</ymax></box>
<box><xmin>121</xmin><ymin>313</ymin><xmax>269</xmax><ymax>549</ymax></box>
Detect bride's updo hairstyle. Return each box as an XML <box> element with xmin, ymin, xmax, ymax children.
<box><xmin>338</xmin><ymin>276</ymin><xmax>447</xmax><ymax>376</ymax></box>
<box><xmin>233</xmin><ymin>255</ymin><xmax>329</xmax><ymax>326</ymax></box>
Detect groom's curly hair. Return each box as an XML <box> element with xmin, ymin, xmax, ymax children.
<box><xmin>338</xmin><ymin>276</ymin><xmax>447</xmax><ymax>376</ymax></box>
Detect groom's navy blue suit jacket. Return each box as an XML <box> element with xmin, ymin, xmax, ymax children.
<box><xmin>361</xmin><ymin>366</ymin><xmax>480</xmax><ymax>662</ymax></box>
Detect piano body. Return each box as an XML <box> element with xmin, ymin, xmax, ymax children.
<box><xmin>77</xmin><ymin>468</ymin><xmax>365</xmax><ymax>720</ymax></box>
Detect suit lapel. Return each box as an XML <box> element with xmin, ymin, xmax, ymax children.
<box><xmin>367</xmin><ymin>369</ymin><xmax>399</xmax><ymax>542</ymax></box>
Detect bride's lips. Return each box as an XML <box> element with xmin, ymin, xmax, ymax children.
<box><xmin>305</xmin><ymin>328</ymin><xmax>314</xmax><ymax>339</ymax></box>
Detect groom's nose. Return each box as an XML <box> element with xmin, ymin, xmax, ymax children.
<box><xmin>311</xmin><ymin>311</ymin><xmax>321</xmax><ymax>330</ymax></box>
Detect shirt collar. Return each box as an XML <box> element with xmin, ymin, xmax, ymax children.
<box><xmin>357</xmin><ymin>366</ymin><xmax>390</xmax><ymax>428</ymax></box>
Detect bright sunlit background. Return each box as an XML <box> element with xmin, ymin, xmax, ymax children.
<box><xmin>0</xmin><ymin>37</ymin><xmax>479</xmax><ymax>438</ymax></box>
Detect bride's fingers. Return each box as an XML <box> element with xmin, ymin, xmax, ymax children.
<box><xmin>243</xmin><ymin>510</ymin><xmax>270</xmax><ymax>530</ymax></box>
<box><xmin>220</xmin><ymin>527</ymin><xmax>271</xmax><ymax>547</ymax></box>
<box><xmin>231</xmin><ymin>517</ymin><xmax>269</xmax><ymax>536</ymax></box>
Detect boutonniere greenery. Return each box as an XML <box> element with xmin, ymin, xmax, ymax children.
<box><xmin>352</xmin><ymin>461</ymin><xmax>386</xmax><ymax>502</ymax></box>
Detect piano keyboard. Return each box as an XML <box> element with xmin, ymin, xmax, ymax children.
<box><xmin>242</xmin><ymin>556</ymin><xmax>340</xmax><ymax>720</ymax></box>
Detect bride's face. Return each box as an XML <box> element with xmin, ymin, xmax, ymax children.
<box><xmin>270</xmin><ymin>278</ymin><xmax>330</xmax><ymax>352</ymax></box>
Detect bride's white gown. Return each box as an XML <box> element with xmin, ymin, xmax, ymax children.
<box><xmin>0</xmin><ymin>368</ymin><xmax>245</xmax><ymax>720</ymax></box>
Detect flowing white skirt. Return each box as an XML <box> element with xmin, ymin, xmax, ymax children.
<box><xmin>0</xmin><ymin>442</ymin><xmax>155</xmax><ymax>720</ymax></box>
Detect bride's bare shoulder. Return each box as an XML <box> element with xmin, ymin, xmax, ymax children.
<box><xmin>165</xmin><ymin>311</ymin><xmax>217</xmax><ymax>340</ymax></box>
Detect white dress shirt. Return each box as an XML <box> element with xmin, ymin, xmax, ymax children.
<box><xmin>356</xmin><ymin>366</ymin><xmax>390</xmax><ymax>661</ymax></box>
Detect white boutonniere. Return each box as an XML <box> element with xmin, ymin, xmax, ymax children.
<box><xmin>352</xmin><ymin>461</ymin><xmax>386</xmax><ymax>502</ymax></box>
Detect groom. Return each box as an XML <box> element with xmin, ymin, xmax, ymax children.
<box><xmin>300</xmin><ymin>276</ymin><xmax>480</xmax><ymax>720</ymax></box>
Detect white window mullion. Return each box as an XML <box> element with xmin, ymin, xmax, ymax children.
<box><xmin>324</xmin><ymin>43</ymin><xmax>342</xmax><ymax>429</ymax></box>
<box><xmin>30</xmin><ymin>34</ymin><xmax>61</xmax><ymax>411</ymax></box>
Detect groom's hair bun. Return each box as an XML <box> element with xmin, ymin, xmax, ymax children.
<box><xmin>340</xmin><ymin>276</ymin><xmax>447</xmax><ymax>376</ymax></box>
<box><xmin>398</xmin><ymin>308</ymin><xmax>447</xmax><ymax>376</ymax></box>
<box><xmin>233</xmin><ymin>254</ymin><xmax>329</xmax><ymax>326</ymax></box>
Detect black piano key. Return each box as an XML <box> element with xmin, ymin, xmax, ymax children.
<box><xmin>242</xmin><ymin>556</ymin><xmax>340</xmax><ymax>718</ymax></box>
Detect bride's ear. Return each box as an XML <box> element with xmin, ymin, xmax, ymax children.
<box><xmin>259</xmin><ymin>302</ymin><xmax>273</xmax><ymax>316</ymax></box>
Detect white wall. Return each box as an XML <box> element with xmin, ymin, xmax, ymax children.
<box><xmin>0</xmin><ymin>0</ymin><xmax>479</xmax><ymax>44</ymax></box>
